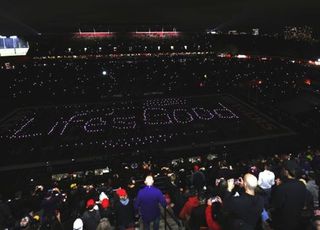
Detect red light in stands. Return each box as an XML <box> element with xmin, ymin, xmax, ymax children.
<box><xmin>305</xmin><ymin>79</ymin><xmax>311</xmax><ymax>86</ymax></box>
<box><xmin>73</xmin><ymin>32</ymin><xmax>114</xmax><ymax>38</ymax></box>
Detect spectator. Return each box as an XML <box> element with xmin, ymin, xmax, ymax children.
<box><xmin>223</xmin><ymin>174</ymin><xmax>264</xmax><ymax>230</ymax></box>
<box><xmin>179</xmin><ymin>188</ymin><xmax>199</xmax><ymax>220</ymax></box>
<box><xmin>306</xmin><ymin>172</ymin><xmax>319</xmax><ymax>208</ymax></box>
<box><xmin>312</xmin><ymin>216</ymin><xmax>320</xmax><ymax>230</ymax></box>
<box><xmin>205</xmin><ymin>197</ymin><xmax>222</xmax><ymax>230</ymax></box>
<box><xmin>0</xmin><ymin>194</ymin><xmax>13</xmax><ymax>229</ymax></box>
<box><xmin>191</xmin><ymin>165</ymin><xmax>206</xmax><ymax>192</ymax></box>
<box><xmin>114</xmin><ymin>188</ymin><xmax>135</xmax><ymax>230</ymax></box>
<box><xmin>271</xmin><ymin>160</ymin><xmax>307</xmax><ymax>230</ymax></box>
<box><xmin>73</xmin><ymin>218</ymin><xmax>83</xmax><ymax>230</ymax></box>
<box><xmin>188</xmin><ymin>194</ymin><xmax>208</xmax><ymax>230</ymax></box>
<box><xmin>134</xmin><ymin>176</ymin><xmax>167</xmax><ymax>230</ymax></box>
<box><xmin>96</xmin><ymin>218</ymin><xmax>112</xmax><ymax>230</ymax></box>
<box><xmin>258</xmin><ymin>163</ymin><xmax>275</xmax><ymax>206</ymax></box>
<box><xmin>82</xmin><ymin>199</ymin><xmax>101</xmax><ymax>230</ymax></box>
<box><xmin>99</xmin><ymin>192</ymin><xmax>111</xmax><ymax>219</ymax></box>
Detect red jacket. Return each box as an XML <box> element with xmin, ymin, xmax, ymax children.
<box><xmin>205</xmin><ymin>204</ymin><xmax>222</xmax><ymax>230</ymax></box>
<box><xmin>179</xmin><ymin>196</ymin><xmax>199</xmax><ymax>220</ymax></box>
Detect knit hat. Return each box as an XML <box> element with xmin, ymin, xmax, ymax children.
<box><xmin>194</xmin><ymin>165</ymin><xmax>200</xmax><ymax>171</ymax></box>
<box><xmin>101</xmin><ymin>198</ymin><xmax>110</xmax><ymax>209</ymax></box>
<box><xmin>116</xmin><ymin>188</ymin><xmax>127</xmax><ymax>197</ymax></box>
<box><xmin>73</xmin><ymin>218</ymin><xmax>83</xmax><ymax>230</ymax></box>
<box><xmin>99</xmin><ymin>192</ymin><xmax>108</xmax><ymax>201</ymax></box>
<box><xmin>86</xmin><ymin>199</ymin><xmax>95</xmax><ymax>209</ymax></box>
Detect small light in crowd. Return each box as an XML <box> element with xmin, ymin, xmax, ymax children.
<box><xmin>304</xmin><ymin>79</ymin><xmax>311</xmax><ymax>86</ymax></box>
<box><xmin>102</xmin><ymin>71</ymin><xmax>107</xmax><ymax>76</ymax></box>
<box><xmin>170</xmin><ymin>46</ymin><xmax>174</xmax><ymax>50</ymax></box>
<box><xmin>30</xmin><ymin>178</ymin><xmax>34</xmax><ymax>182</ymax></box>
<box><xmin>84</xmin><ymin>47</ymin><xmax>87</xmax><ymax>51</ymax></box>
<box><xmin>184</xmin><ymin>45</ymin><xmax>188</xmax><ymax>50</ymax></box>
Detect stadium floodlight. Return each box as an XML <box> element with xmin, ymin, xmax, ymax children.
<box><xmin>236</xmin><ymin>54</ymin><xmax>248</xmax><ymax>59</ymax></box>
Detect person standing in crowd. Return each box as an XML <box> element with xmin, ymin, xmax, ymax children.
<box><xmin>188</xmin><ymin>194</ymin><xmax>209</xmax><ymax>230</ymax></box>
<box><xmin>96</xmin><ymin>218</ymin><xmax>113</xmax><ymax>230</ymax></box>
<box><xmin>135</xmin><ymin>175</ymin><xmax>167</xmax><ymax>230</ymax></box>
<box><xmin>0</xmin><ymin>194</ymin><xmax>13</xmax><ymax>229</ymax></box>
<box><xmin>223</xmin><ymin>173</ymin><xmax>264</xmax><ymax>230</ymax></box>
<box><xmin>271</xmin><ymin>160</ymin><xmax>307</xmax><ymax>230</ymax></box>
<box><xmin>191</xmin><ymin>165</ymin><xmax>206</xmax><ymax>192</ymax></box>
<box><xmin>73</xmin><ymin>218</ymin><xmax>83</xmax><ymax>230</ymax></box>
<box><xmin>312</xmin><ymin>216</ymin><xmax>320</xmax><ymax>230</ymax></box>
<box><xmin>114</xmin><ymin>188</ymin><xmax>135</xmax><ymax>230</ymax></box>
<box><xmin>82</xmin><ymin>199</ymin><xmax>101</xmax><ymax>230</ymax></box>
<box><xmin>258</xmin><ymin>163</ymin><xmax>275</xmax><ymax>206</ymax></box>
<box><xmin>205</xmin><ymin>197</ymin><xmax>222</xmax><ymax>230</ymax></box>
<box><xmin>179</xmin><ymin>188</ymin><xmax>199</xmax><ymax>221</ymax></box>
<box><xmin>306</xmin><ymin>172</ymin><xmax>319</xmax><ymax>208</ymax></box>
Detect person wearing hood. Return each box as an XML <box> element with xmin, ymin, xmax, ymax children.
<box><xmin>114</xmin><ymin>188</ymin><xmax>135</xmax><ymax>230</ymax></box>
<box><xmin>179</xmin><ymin>188</ymin><xmax>199</xmax><ymax>220</ymax></box>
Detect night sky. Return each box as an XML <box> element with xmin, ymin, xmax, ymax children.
<box><xmin>0</xmin><ymin>0</ymin><xmax>319</xmax><ymax>34</ymax></box>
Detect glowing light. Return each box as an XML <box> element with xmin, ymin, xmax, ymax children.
<box><xmin>102</xmin><ymin>70</ymin><xmax>107</xmax><ymax>76</ymax></box>
<box><xmin>73</xmin><ymin>32</ymin><xmax>114</xmax><ymax>38</ymax></box>
<box><xmin>305</xmin><ymin>79</ymin><xmax>311</xmax><ymax>86</ymax></box>
<box><xmin>236</xmin><ymin>54</ymin><xmax>248</xmax><ymax>59</ymax></box>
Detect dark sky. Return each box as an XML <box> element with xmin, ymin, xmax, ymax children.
<box><xmin>0</xmin><ymin>0</ymin><xmax>319</xmax><ymax>34</ymax></box>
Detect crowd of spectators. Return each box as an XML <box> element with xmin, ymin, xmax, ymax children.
<box><xmin>0</xmin><ymin>148</ymin><xmax>319</xmax><ymax>230</ymax></box>
<box><xmin>2</xmin><ymin>56</ymin><xmax>315</xmax><ymax>104</ymax></box>
<box><xmin>0</xmin><ymin>34</ymin><xmax>320</xmax><ymax>230</ymax></box>
<box><xmin>1</xmin><ymin>53</ymin><xmax>319</xmax><ymax>137</ymax></box>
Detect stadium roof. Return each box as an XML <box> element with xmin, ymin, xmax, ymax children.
<box><xmin>0</xmin><ymin>0</ymin><xmax>319</xmax><ymax>34</ymax></box>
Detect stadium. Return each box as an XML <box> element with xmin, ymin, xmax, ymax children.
<box><xmin>0</xmin><ymin>13</ymin><xmax>320</xmax><ymax>230</ymax></box>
